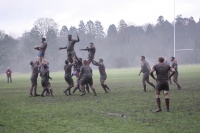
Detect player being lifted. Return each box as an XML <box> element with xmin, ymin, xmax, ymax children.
<box><xmin>34</xmin><ymin>38</ymin><xmax>47</xmax><ymax>65</ymax></box>
<box><xmin>150</xmin><ymin>57</ymin><xmax>175</xmax><ymax>112</ymax></box>
<box><xmin>92</xmin><ymin>59</ymin><xmax>111</xmax><ymax>93</ymax></box>
<box><xmin>80</xmin><ymin>42</ymin><xmax>96</xmax><ymax>65</ymax></box>
<box><xmin>139</xmin><ymin>56</ymin><xmax>155</xmax><ymax>92</ymax></box>
<box><xmin>59</xmin><ymin>33</ymin><xmax>79</xmax><ymax>63</ymax></box>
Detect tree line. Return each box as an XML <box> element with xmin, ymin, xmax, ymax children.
<box><xmin>0</xmin><ymin>15</ymin><xmax>200</xmax><ymax>73</ymax></box>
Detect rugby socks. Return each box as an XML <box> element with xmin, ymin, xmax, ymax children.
<box><xmin>93</xmin><ymin>89</ymin><xmax>97</xmax><ymax>96</ymax></box>
<box><xmin>85</xmin><ymin>84</ymin><xmax>90</xmax><ymax>93</ymax></box>
<box><xmin>165</xmin><ymin>98</ymin><xmax>169</xmax><ymax>111</ymax></box>
<box><xmin>156</xmin><ymin>98</ymin><xmax>161</xmax><ymax>110</ymax></box>
<box><xmin>143</xmin><ymin>84</ymin><xmax>146</xmax><ymax>92</ymax></box>
<box><xmin>104</xmin><ymin>84</ymin><xmax>111</xmax><ymax>91</ymax></box>
<box><xmin>101</xmin><ymin>84</ymin><xmax>107</xmax><ymax>92</ymax></box>
<box><xmin>73</xmin><ymin>87</ymin><xmax>78</xmax><ymax>93</ymax></box>
<box><xmin>50</xmin><ymin>89</ymin><xmax>53</xmax><ymax>96</ymax></box>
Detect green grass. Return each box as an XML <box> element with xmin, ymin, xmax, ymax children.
<box><xmin>0</xmin><ymin>65</ymin><xmax>200</xmax><ymax>133</ymax></box>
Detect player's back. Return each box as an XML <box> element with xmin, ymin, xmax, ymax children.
<box><xmin>81</xmin><ymin>66</ymin><xmax>92</xmax><ymax>78</ymax></box>
<box><xmin>64</xmin><ymin>64</ymin><xmax>73</xmax><ymax>77</ymax></box>
<box><xmin>153</xmin><ymin>63</ymin><xmax>170</xmax><ymax>82</ymax></box>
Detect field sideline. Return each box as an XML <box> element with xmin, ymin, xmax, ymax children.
<box><xmin>0</xmin><ymin>65</ymin><xmax>200</xmax><ymax>133</ymax></box>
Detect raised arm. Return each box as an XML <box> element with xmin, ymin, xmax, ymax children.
<box><xmin>75</xmin><ymin>34</ymin><xmax>80</xmax><ymax>42</ymax></box>
<box><xmin>59</xmin><ymin>46</ymin><xmax>67</xmax><ymax>50</ymax></box>
<box><xmin>92</xmin><ymin>60</ymin><xmax>99</xmax><ymax>66</ymax></box>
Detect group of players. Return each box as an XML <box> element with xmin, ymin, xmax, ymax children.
<box><xmin>29</xmin><ymin>33</ymin><xmax>181</xmax><ymax>112</ymax></box>
<box><xmin>29</xmin><ymin>33</ymin><xmax>110</xmax><ymax>97</ymax></box>
<box><xmin>139</xmin><ymin>55</ymin><xmax>181</xmax><ymax>112</ymax></box>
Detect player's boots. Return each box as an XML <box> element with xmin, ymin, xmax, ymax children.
<box><xmin>34</xmin><ymin>93</ymin><xmax>40</xmax><ymax>97</ymax></box>
<box><xmin>41</xmin><ymin>89</ymin><xmax>45</xmax><ymax>97</ymax></box>
<box><xmin>50</xmin><ymin>89</ymin><xmax>53</xmax><ymax>97</ymax></box>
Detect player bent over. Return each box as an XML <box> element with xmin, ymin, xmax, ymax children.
<box><xmin>80</xmin><ymin>42</ymin><xmax>96</xmax><ymax>65</ymax></box>
<box><xmin>92</xmin><ymin>59</ymin><xmax>111</xmax><ymax>93</ymax></box>
<box><xmin>63</xmin><ymin>57</ymin><xmax>75</xmax><ymax>96</ymax></box>
<box><xmin>40</xmin><ymin>64</ymin><xmax>52</xmax><ymax>97</ymax></box>
<box><xmin>150</xmin><ymin>57</ymin><xmax>175</xmax><ymax>112</ymax></box>
<box><xmin>79</xmin><ymin>60</ymin><xmax>97</xmax><ymax>96</ymax></box>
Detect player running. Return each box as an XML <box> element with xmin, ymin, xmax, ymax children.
<box><xmin>59</xmin><ymin>33</ymin><xmax>79</xmax><ymax>63</ymax></box>
<box><xmin>150</xmin><ymin>57</ymin><xmax>175</xmax><ymax>112</ymax></box>
<box><xmin>80</xmin><ymin>42</ymin><xmax>96</xmax><ymax>65</ymax></box>
<box><xmin>79</xmin><ymin>60</ymin><xmax>97</xmax><ymax>96</ymax></box>
<box><xmin>171</xmin><ymin>57</ymin><xmax>181</xmax><ymax>90</ymax></box>
<box><xmin>29</xmin><ymin>61</ymin><xmax>41</xmax><ymax>97</ymax></box>
<box><xmin>139</xmin><ymin>56</ymin><xmax>155</xmax><ymax>92</ymax></box>
<box><xmin>92</xmin><ymin>59</ymin><xmax>111</xmax><ymax>93</ymax></box>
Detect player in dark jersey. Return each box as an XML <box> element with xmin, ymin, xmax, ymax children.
<box><xmin>150</xmin><ymin>57</ymin><xmax>175</xmax><ymax>112</ymax></box>
<box><xmin>59</xmin><ymin>33</ymin><xmax>79</xmax><ymax>63</ymax></box>
<box><xmin>79</xmin><ymin>60</ymin><xmax>97</xmax><ymax>96</ymax></box>
<box><xmin>80</xmin><ymin>42</ymin><xmax>96</xmax><ymax>65</ymax></box>
<box><xmin>171</xmin><ymin>57</ymin><xmax>181</xmax><ymax>90</ymax></box>
<box><xmin>63</xmin><ymin>57</ymin><xmax>75</xmax><ymax>96</ymax></box>
<box><xmin>29</xmin><ymin>61</ymin><xmax>41</xmax><ymax>97</ymax></box>
<box><xmin>139</xmin><ymin>56</ymin><xmax>155</xmax><ymax>92</ymax></box>
<box><xmin>34</xmin><ymin>38</ymin><xmax>47</xmax><ymax>65</ymax></box>
<box><xmin>40</xmin><ymin>64</ymin><xmax>52</xmax><ymax>97</ymax></box>
<box><xmin>92</xmin><ymin>59</ymin><xmax>111</xmax><ymax>93</ymax></box>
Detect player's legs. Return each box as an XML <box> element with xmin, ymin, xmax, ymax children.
<box><xmin>142</xmin><ymin>78</ymin><xmax>146</xmax><ymax>92</ymax></box>
<box><xmin>146</xmin><ymin>78</ymin><xmax>155</xmax><ymax>89</ymax></box>
<box><xmin>87</xmin><ymin>59</ymin><xmax>92</xmax><ymax>65</ymax></box>
<box><xmin>64</xmin><ymin>77</ymin><xmax>74</xmax><ymax>95</ymax></box>
<box><xmin>33</xmin><ymin>84</ymin><xmax>40</xmax><ymax>96</ymax></box>
<box><xmin>41</xmin><ymin>83</ymin><xmax>47</xmax><ymax>97</ymax></box>
<box><xmin>85</xmin><ymin>84</ymin><xmax>90</xmax><ymax>93</ymax></box>
<box><xmin>88</xmin><ymin>78</ymin><xmax>97</xmax><ymax>96</ymax></box>
<box><xmin>164</xmin><ymin>91</ymin><xmax>170</xmax><ymax>112</ymax></box>
<box><xmin>47</xmin><ymin>83</ymin><xmax>53</xmax><ymax>96</ymax></box>
<box><xmin>173</xmin><ymin>74</ymin><xmax>181</xmax><ymax>90</ymax></box>
<box><xmin>155</xmin><ymin>90</ymin><xmax>162</xmax><ymax>112</ymax></box>
<box><xmin>9</xmin><ymin>76</ymin><xmax>12</xmax><ymax>83</ymax></box>
<box><xmin>30</xmin><ymin>84</ymin><xmax>34</xmax><ymax>97</ymax></box>
<box><xmin>7</xmin><ymin>76</ymin><xmax>9</xmax><ymax>83</ymax></box>
<box><xmin>100</xmin><ymin>79</ymin><xmax>108</xmax><ymax>93</ymax></box>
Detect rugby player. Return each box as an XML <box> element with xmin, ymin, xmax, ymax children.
<box><xmin>150</xmin><ymin>57</ymin><xmax>175</xmax><ymax>112</ymax></box>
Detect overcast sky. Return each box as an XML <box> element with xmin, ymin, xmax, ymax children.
<box><xmin>0</xmin><ymin>0</ymin><xmax>199</xmax><ymax>37</ymax></box>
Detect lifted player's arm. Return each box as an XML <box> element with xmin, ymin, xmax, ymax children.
<box><xmin>150</xmin><ymin>69</ymin><xmax>157</xmax><ymax>80</ymax></box>
<box><xmin>75</xmin><ymin>33</ymin><xmax>80</xmax><ymax>42</ymax></box>
<box><xmin>59</xmin><ymin>46</ymin><xmax>67</xmax><ymax>50</ymax></box>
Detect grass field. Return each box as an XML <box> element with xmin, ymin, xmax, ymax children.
<box><xmin>0</xmin><ymin>65</ymin><xmax>200</xmax><ymax>133</ymax></box>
